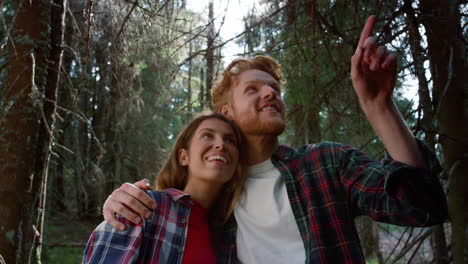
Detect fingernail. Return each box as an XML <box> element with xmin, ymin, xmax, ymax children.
<box><xmin>119</xmin><ymin>225</ymin><xmax>126</xmax><ymax>231</ymax></box>
<box><xmin>135</xmin><ymin>217</ymin><xmax>141</xmax><ymax>224</ymax></box>
<box><xmin>145</xmin><ymin>212</ymin><xmax>152</xmax><ymax>219</ymax></box>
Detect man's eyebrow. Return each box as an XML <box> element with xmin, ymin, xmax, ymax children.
<box><xmin>244</xmin><ymin>79</ymin><xmax>279</xmax><ymax>86</ymax></box>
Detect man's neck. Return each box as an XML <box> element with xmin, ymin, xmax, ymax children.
<box><xmin>245</xmin><ymin>134</ymin><xmax>279</xmax><ymax>165</ymax></box>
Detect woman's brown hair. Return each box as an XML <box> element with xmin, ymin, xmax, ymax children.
<box><xmin>155</xmin><ymin>111</ymin><xmax>246</xmax><ymax>225</ymax></box>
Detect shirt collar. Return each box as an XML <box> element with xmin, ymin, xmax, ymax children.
<box><xmin>272</xmin><ymin>144</ymin><xmax>296</xmax><ymax>161</ymax></box>
<box><xmin>162</xmin><ymin>188</ymin><xmax>193</xmax><ymax>207</ymax></box>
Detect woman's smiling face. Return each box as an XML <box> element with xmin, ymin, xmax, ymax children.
<box><xmin>179</xmin><ymin>118</ymin><xmax>240</xmax><ymax>186</ymax></box>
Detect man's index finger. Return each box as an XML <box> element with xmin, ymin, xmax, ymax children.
<box><xmin>358</xmin><ymin>15</ymin><xmax>376</xmax><ymax>48</ymax></box>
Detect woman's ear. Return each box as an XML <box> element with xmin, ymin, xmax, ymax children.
<box><xmin>220</xmin><ymin>105</ymin><xmax>233</xmax><ymax>120</ymax></box>
<box><xmin>178</xmin><ymin>148</ymin><xmax>189</xmax><ymax>166</ymax></box>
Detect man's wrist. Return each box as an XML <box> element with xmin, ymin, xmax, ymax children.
<box><xmin>360</xmin><ymin>98</ymin><xmax>396</xmax><ymax>120</ymax></box>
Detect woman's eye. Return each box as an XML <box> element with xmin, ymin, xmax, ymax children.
<box><xmin>225</xmin><ymin>137</ymin><xmax>236</xmax><ymax>145</ymax></box>
<box><xmin>202</xmin><ymin>133</ymin><xmax>213</xmax><ymax>139</ymax></box>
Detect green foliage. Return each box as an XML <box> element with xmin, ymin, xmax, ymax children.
<box><xmin>16</xmin><ymin>1</ymin><xmax>217</xmax><ymax>230</ymax></box>
<box><xmin>1</xmin><ymin>0</ymin><xmax>455</xmax><ymax>262</ymax></box>
<box><xmin>365</xmin><ymin>258</ymin><xmax>380</xmax><ymax>264</ymax></box>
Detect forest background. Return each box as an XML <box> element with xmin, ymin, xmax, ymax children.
<box><xmin>0</xmin><ymin>0</ymin><xmax>466</xmax><ymax>263</ymax></box>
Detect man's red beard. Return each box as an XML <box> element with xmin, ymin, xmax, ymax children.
<box><xmin>235</xmin><ymin>114</ymin><xmax>286</xmax><ymax>137</ymax></box>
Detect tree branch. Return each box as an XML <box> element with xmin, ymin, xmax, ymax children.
<box><xmin>113</xmin><ymin>0</ymin><xmax>139</xmax><ymax>43</ymax></box>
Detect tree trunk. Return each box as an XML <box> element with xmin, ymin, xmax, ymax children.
<box><xmin>31</xmin><ymin>0</ymin><xmax>67</xmax><ymax>261</ymax></box>
<box><xmin>285</xmin><ymin>0</ymin><xmax>304</xmax><ymax>146</ymax></box>
<box><xmin>187</xmin><ymin>32</ymin><xmax>193</xmax><ymax>120</ymax></box>
<box><xmin>305</xmin><ymin>0</ymin><xmax>321</xmax><ymax>145</ymax></box>
<box><xmin>419</xmin><ymin>1</ymin><xmax>468</xmax><ymax>264</ymax></box>
<box><xmin>75</xmin><ymin>91</ymin><xmax>90</xmax><ymax>219</ymax></box>
<box><xmin>53</xmin><ymin>132</ymin><xmax>67</xmax><ymax>213</ymax></box>
<box><xmin>205</xmin><ymin>0</ymin><xmax>214</xmax><ymax>109</ymax></box>
<box><xmin>52</xmin><ymin>1</ymin><xmax>76</xmax><ymax>214</ymax></box>
<box><xmin>403</xmin><ymin>0</ymin><xmax>436</xmax><ymax>147</ymax></box>
<box><xmin>0</xmin><ymin>1</ymin><xmax>46</xmax><ymax>263</ymax></box>
<box><xmin>199</xmin><ymin>67</ymin><xmax>205</xmax><ymax>110</ymax></box>
<box><xmin>84</xmin><ymin>38</ymin><xmax>109</xmax><ymax>219</ymax></box>
<box><xmin>403</xmin><ymin>1</ymin><xmax>448</xmax><ymax>263</ymax></box>
<box><xmin>103</xmin><ymin>46</ymin><xmax>123</xmax><ymax>199</ymax></box>
<box><xmin>72</xmin><ymin>120</ymin><xmax>84</xmax><ymax>215</ymax></box>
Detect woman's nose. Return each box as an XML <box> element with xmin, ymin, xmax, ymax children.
<box><xmin>213</xmin><ymin>139</ymin><xmax>225</xmax><ymax>150</ymax></box>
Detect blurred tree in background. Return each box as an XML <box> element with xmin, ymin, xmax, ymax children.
<box><xmin>0</xmin><ymin>0</ymin><xmax>466</xmax><ymax>263</ymax></box>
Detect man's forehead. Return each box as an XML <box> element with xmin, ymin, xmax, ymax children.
<box><xmin>237</xmin><ymin>69</ymin><xmax>278</xmax><ymax>84</ymax></box>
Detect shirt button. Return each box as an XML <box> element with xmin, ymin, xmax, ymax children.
<box><xmin>180</xmin><ymin>218</ymin><xmax>187</xmax><ymax>223</ymax></box>
<box><xmin>178</xmin><ymin>248</ymin><xmax>183</xmax><ymax>254</ymax></box>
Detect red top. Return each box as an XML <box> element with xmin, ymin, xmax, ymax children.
<box><xmin>182</xmin><ymin>199</ymin><xmax>217</xmax><ymax>264</ymax></box>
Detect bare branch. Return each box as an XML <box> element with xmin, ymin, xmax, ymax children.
<box><xmin>114</xmin><ymin>0</ymin><xmax>139</xmax><ymax>43</ymax></box>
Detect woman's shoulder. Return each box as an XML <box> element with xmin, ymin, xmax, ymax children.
<box><xmin>144</xmin><ymin>190</ymin><xmax>168</xmax><ymax>204</ymax></box>
<box><xmin>145</xmin><ymin>188</ymin><xmax>190</xmax><ymax>205</ymax></box>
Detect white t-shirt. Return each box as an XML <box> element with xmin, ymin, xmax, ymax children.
<box><xmin>234</xmin><ymin>159</ymin><xmax>306</xmax><ymax>263</ymax></box>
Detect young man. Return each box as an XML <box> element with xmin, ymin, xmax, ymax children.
<box><xmin>101</xmin><ymin>16</ymin><xmax>447</xmax><ymax>263</ymax></box>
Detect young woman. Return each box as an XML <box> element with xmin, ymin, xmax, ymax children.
<box><xmin>83</xmin><ymin>112</ymin><xmax>246</xmax><ymax>264</ymax></box>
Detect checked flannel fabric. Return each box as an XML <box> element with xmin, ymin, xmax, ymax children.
<box><xmin>83</xmin><ymin>189</ymin><xmax>193</xmax><ymax>264</ymax></box>
<box><xmin>219</xmin><ymin>138</ymin><xmax>447</xmax><ymax>264</ymax></box>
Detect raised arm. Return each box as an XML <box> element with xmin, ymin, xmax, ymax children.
<box><xmin>351</xmin><ymin>15</ymin><xmax>425</xmax><ymax>168</ymax></box>
<box><xmin>103</xmin><ymin>179</ymin><xmax>157</xmax><ymax>230</ymax></box>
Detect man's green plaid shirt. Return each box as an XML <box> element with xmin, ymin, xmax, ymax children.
<box><xmin>219</xmin><ymin>139</ymin><xmax>447</xmax><ymax>264</ymax></box>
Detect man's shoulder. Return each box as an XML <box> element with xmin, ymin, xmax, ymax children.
<box><xmin>277</xmin><ymin>141</ymin><xmax>350</xmax><ymax>159</ymax></box>
<box><xmin>272</xmin><ymin>142</ymin><xmax>351</xmax><ymax>178</ymax></box>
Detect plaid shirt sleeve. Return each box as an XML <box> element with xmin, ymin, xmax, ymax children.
<box><xmin>83</xmin><ymin>190</ymin><xmax>192</xmax><ymax>264</ymax></box>
<box><xmin>334</xmin><ymin>138</ymin><xmax>447</xmax><ymax>226</ymax></box>
<box><xmin>83</xmin><ymin>216</ymin><xmax>144</xmax><ymax>264</ymax></box>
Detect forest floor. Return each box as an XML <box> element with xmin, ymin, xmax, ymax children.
<box><xmin>41</xmin><ymin>216</ymin><xmax>101</xmax><ymax>264</ymax></box>
<box><xmin>38</xmin><ymin>217</ymin><xmax>434</xmax><ymax>263</ymax></box>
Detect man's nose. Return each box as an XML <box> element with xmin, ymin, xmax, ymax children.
<box><xmin>261</xmin><ymin>85</ymin><xmax>277</xmax><ymax>100</ymax></box>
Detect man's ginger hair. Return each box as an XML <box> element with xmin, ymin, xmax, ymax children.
<box><xmin>211</xmin><ymin>55</ymin><xmax>286</xmax><ymax>112</ymax></box>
